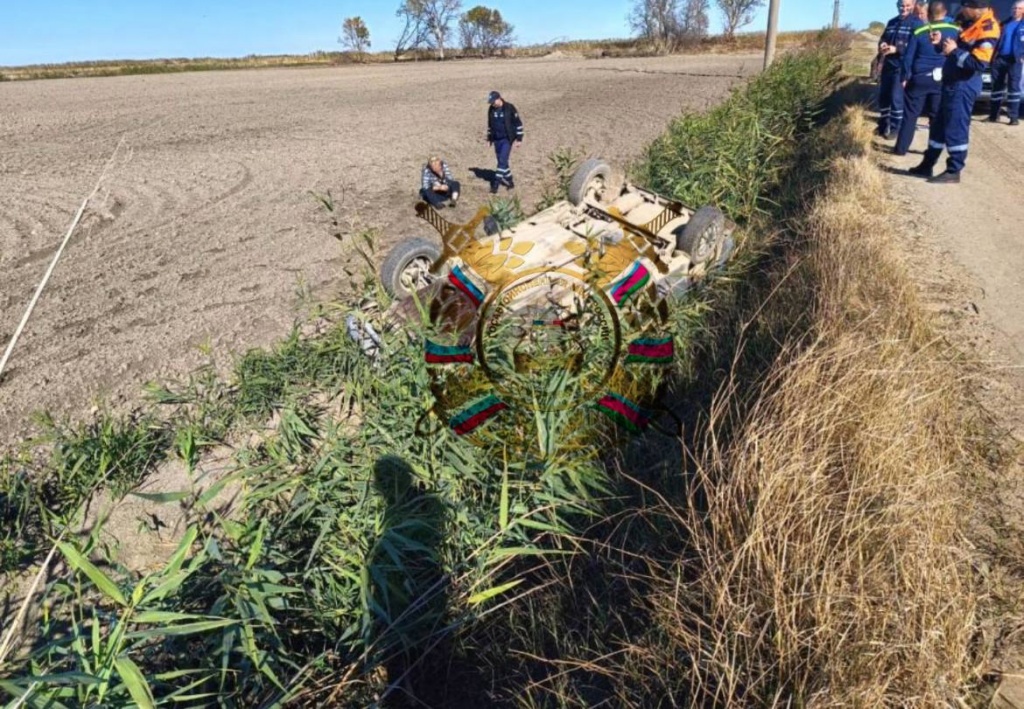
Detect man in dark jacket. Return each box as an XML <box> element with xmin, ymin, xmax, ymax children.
<box><xmin>877</xmin><ymin>0</ymin><xmax>924</xmax><ymax>138</ymax></box>
<box><xmin>485</xmin><ymin>91</ymin><xmax>524</xmax><ymax>194</ymax></box>
<box><xmin>894</xmin><ymin>1</ymin><xmax>961</xmax><ymax>154</ymax></box>
<box><xmin>987</xmin><ymin>0</ymin><xmax>1024</xmax><ymax>124</ymax></box>
<box><xmin>909</xmin><ymin>0</ymin><xmax>1001</xmax><ymax>183</ymax></box>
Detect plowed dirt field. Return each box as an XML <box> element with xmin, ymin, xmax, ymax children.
<box><xmin>0</xmin><ymin>53</ymin><xmax>760</xmax><ymax>441</ymax></box>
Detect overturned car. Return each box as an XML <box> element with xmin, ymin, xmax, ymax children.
<box><xmin>352</xmin><ymin>159</ymin><xmax>738</xmax><ymax>441</ymax></box>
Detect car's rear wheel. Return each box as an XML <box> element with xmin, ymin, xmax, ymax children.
<box><xmin>677</xmin><ymin>206</ymin><xmax>726</xmax><ymax>264</ymax></box>
<box><xmin>568</xmin><ymin>158</ymin><xmax>614</xmax><ymax>206</ymax></box>
<box><xmin>380</xmin><ymin>238</ymin><xmax>442</xmax><ymax>298</ymax></box>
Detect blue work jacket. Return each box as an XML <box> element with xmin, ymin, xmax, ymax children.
<box><xmin>880</xmin><ymin>13</ymin><xmax>925</xmax><ymax>70</ymax></box>
<box><xmin>903</xmin><ymin>17</ymin><xmax>961</xmax><ymax>77</ymax></box>
<box><xmin>996</xmin><ymin>17</ymin><xmax>1024</xmax><ymax>60</ymax></box>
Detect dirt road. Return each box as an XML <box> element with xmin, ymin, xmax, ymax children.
<box><xmin>878</xmin><ymin>91</ymin><xmax>1024</xmax><ymax>701</ymax></box>
<box><xmin>0</xmin><ymin>53</ymin><xmax>761</xmax><ymax>441</ymax></box>
<box><xmin>882</xmin><ymin>112</ymin><xmax>1024</xmax><ymax>440</ymax></box>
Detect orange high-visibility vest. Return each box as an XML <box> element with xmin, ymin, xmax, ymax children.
<box><xmin>960</xmin><ymin>9</ymin><xmax>1001</xmax><ymax>64</ymax></box>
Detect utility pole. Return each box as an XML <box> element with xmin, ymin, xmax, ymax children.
<box><xmin>764</xmin><ymin>0</ymin><xmax>781</xmax><ymax>70</ymax></box>
<box><xmin>832</xmin><ymin>0</ymin><xmax>841</xmax><ymax>29</ymax></box>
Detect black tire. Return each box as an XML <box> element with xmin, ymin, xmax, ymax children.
<box><xmin>677</xmin><ymin>206</ymin><xmax>726</xmax><ymax>264</ymax></box>
<box><xmin>483</xmin><ymin>215</ymin><xmax>500</xmax><ymax>236</ymax></box>
<box><xmin>567</xmin><ymin>158</ymin><xmax>613</xmax><ymax>206</ymax></box>
<box><xmin>380</xmin><ymin>238</ymin><xmax>442</xmax><ymax>299</ymax></box>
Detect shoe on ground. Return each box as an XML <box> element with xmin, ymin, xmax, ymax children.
<box><xmin>506</xmin><ymin>179</ymin><xmax>515</xmax><ymax>191</ymax></box>
<box><xmin>490</xmin><ymin>182</ymin><xmax>499</xmax><ymax>194</ymax></box>
<box><xmin>907</xmin><ymin>163</ymin><xmax>933</xmax><ymax>178</ymax></box>
<box><xmin>1010</xmin><ymin>119</ymin><xmax>1020</xmax><ymax>126</ymax></box>
<box><xmin>986</xmin><ymin>115</ymin><xmax>999</xmax><ymax>123</ymax></box>
<box><xmin>927</xmin><ymin>170</ymin><xmax>960</xmax><ymax>184</ymax></box>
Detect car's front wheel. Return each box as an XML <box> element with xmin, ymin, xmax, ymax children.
<box><xmin>380</xmin><ymin>237</ymin><xmax>442</xmax><ymax>298</ymax></box>
<box><xmin>677</xmin><ymin>206</ymin><xmax>726</xmax><ymax>265</ymax></box>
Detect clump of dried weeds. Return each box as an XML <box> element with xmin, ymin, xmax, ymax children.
<box><xmin>643</xmin><ymin>109</ymin><xmax>989</xmax><ymax>707</ymax></box>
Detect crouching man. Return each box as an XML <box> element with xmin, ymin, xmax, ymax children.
<box><xmin>421</xmin><ymin>156</ymin><xmax>461</xmax><ymax>208</ymax></box>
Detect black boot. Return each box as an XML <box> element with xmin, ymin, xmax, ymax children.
<box><xmin>927</xmin><ymin>170</ymin><xmax>961</xmax><ymax>184</ymax></box>
<box><xmin>907</xmin><ymin>162</ymin><xmax>934</xmax><ymax>178</ymax></box>
<box><xmin>506</xmin><ymin>176</ymin><xmax>515</xmax><ymax>191</ymax></box>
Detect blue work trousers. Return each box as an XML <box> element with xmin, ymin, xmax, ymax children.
<box><xmin>878</xmin><ymin>64</ymin><xmax>906</xmax><ymax>135</ymax></box>
<box><xmin>923</xmin><ymin>79</ymin><xmax>981</xmax><ymax>174</ymax></box>
<box><xmin>989</xmin><ymin>55</ymin><xmax>1023</xmax><ymax>120</ymax></box>
<box><xmin>421</xmin><ymin>179</ymin><xmax>461</xmax><ymax>208</ymax></box>
<box><xmin>493</xmin><ymin>138</ymin><xmax>513</xmax><ymax>186</ymax></box>
<box><xmin>895</xmin><ymin>73</ymin><xmax>942</xmax><ymax>155</ymax></box>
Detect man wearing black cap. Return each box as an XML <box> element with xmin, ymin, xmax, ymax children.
<box><xmin>485</xmin><ymin>91</ymin><xmax>524</xmax><ymax>194</ymax></box>
<box><xmin>908</xmin><ymin>0</ymin><xmax>1000</xmax><ymax>183</ymax></box>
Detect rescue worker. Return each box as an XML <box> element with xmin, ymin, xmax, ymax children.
<box><xmin>485</xmin><ymin>90</ymin><xmax>524</xmax><ymax>194</ymax></box>
<box><xmin>909</xmin><ymin>0</ymin><xmax>1001</xmax><ymax>183</ymax></box>
<box><xmin>987</xmin><ymin>0</ymin><xmax>1024</xmax><ymax>124</ymax></box>
<box><xmin>420</xmin><ymin>156</ymin><xmax>461</xmax><ymax>209</ymax></box>
<box><xmin>894</xmin><ymin>1</ymin><xmax>961</xmax><ymax>155</ymax></box>
<box><xmin>878</xmin><ymin>0</ymin><xmax>924</xmax><ymax>138</ymax></box>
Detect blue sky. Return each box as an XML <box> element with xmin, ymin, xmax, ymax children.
<box><xmin>1</xmin><ymin>1</ymin><xmax>897</xmax><ymax>67</ymax></box>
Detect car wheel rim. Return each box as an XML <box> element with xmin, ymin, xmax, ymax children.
<box><xmin>400</xmin><ymin>256</ymin><xmax>435</xmax><ymax>291</ymax></box>
<box><xmin>695</xmin><ymin>223</ymin><xmax>722</xmax><ymax>262</ymax></box>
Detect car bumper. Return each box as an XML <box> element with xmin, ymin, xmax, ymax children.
<box><xmin>979</xmin><ymin>70</ymin><xmax>993</xmax><ymax>105</ymax></box>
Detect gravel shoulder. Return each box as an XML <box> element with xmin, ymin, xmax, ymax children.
<box><xmin>0</xmin><ymin>53</ymin><xmax>761</xmax><ymax>443</ymax></box>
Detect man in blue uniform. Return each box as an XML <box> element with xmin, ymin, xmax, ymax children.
<box><xmin>909</xmin><ymin>0</ymin><xmax>1001</xmax><ymax>183</ymax></box>
<box><xmin>485</xmin><ymin>91</ymin><xmax>524</xmax><ymax>194</ymax></box>
<box><xmin>987</xmin><ymin>0</ymin><xmax>1024</xmax><ymax>124</ymax></box>
<box><xmin>878</xmin><ymin>0</ymin><xmax>924</xmax><ymax>138</ymax></box>
<box><xmin>895</xmin><ymin>1</ymin><xmax>961</xmax><ymax>154</ymax></box>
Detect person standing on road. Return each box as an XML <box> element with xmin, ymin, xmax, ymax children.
<box><xmin>878</xmin><ymin>0</ymin><xmax>924</xmax><ymax>139</ymax></box>
<box><xmin>894</xmin><ymin>1</ymin><xmax>961</xmax><ymax>155</ymax></box>
<box><xmin>485</xmin><ymin>91</ymin><xmax>524</xmax><ymax>194</ymax></box>
<box><xmin>420</xmin><ymin>156</ymin><xmax>461</xmax><ymax>209</ymax></box>
<box><xmin>986</xmin><ymin>0</ymin><xmax>1024</xmax><ymax>124</ymax></box>
<box><xmin>909</xmin><ymin>0</ymin><xmax>1001</xmax><ymax>183</ymax></box>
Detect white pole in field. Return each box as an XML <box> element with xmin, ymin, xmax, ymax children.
<box><xmin>764</xmin><ymin>0</ymin><xmax>782</xmax><ymax>70</ymax></box>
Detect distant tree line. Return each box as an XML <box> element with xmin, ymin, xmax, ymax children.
<box><xmin>340</xmin><ymin>1</ymin><xmax>514</xmax><ymax>61</ymax></box>
<box><xmin>339</xmin><ymin>0</ymin><xmax>766</xmax><ymax>62</ymax></box>
<box><xmin>629</xmin><ymin>0</ymin><xmax>766</xmax><ymax>52</ymax></box>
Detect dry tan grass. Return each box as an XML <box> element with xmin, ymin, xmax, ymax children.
<box><xmin>637</xmin><ymin>108</ymin><xmax>987</xmax><ymax>707</ymax></box>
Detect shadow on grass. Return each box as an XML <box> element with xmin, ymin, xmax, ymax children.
<box><xmin>368</xmin><ymin>456</ymin><xmax>451</xmax><ymax>709</ymax></box>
